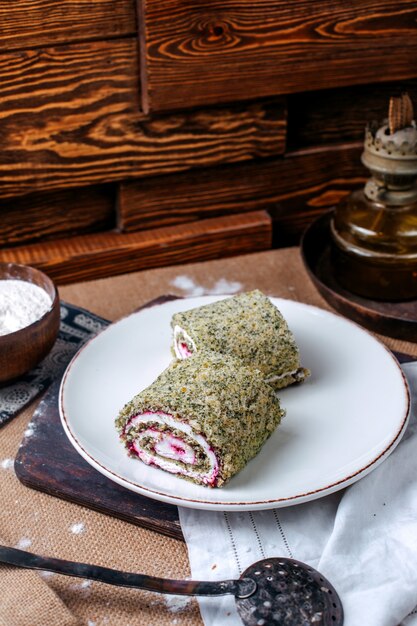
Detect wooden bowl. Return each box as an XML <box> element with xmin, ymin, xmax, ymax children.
<box><xmin>0</xmin><ymin>263</ymin><xmax>60</xmax><ymax>384</ymax></box>
<box><xmin>300</xmin><ymin>211</ymin><xmax>417</xmax><ymax>342</ymax></box>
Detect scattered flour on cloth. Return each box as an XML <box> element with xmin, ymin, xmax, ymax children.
<box><xmin>15</xmin><ymin>537</ymin><xmax>32</xmax><ymax>550</ymax></box>
<box><xmin>69</xmin><ymin>522</ymin><xmax>86</xmax><ymax>535</ymax></box>
<box><xmin>171</xmin><ymin>276</ymin><xmax>242</xmax><ymax>297</ymax></box>
<box><xmin>164</xmin><ymin>595</ymin><xmax>191</xmax><ymax>613</ymax></box>
<box><xmin>71</xmin><ymin>580</ymin><xmax>92</xmax><ymax>594</ymax></box>
<box><xmin>1</xmin><ymin>458</ymin><xmax>14</xmax><ymax>470</ymax></box>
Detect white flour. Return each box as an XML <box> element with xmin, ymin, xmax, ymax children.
<box><xmin>71</xmin><ymin>579</ymin><xmax>92</xmax><ymax>593</ymax></box>
<box><xmin>171</xmin><ymin>276</ymin><xmax>242</xmax><ymax>296</ymax></box>
<box><xmin>39</xmin><ymin>570</ymin><xmax>55</xmax><ymax>579</ymax></box>
<box><xmin>1</xmin><ymin>458</ymin><xmax>14</xmax><ymax>470</ymax></box>
<box><xmin>15</xmin><ymin>537</ymin><xmax>32</xmax><ymax>550</ymax></box>
<box><xmin>0</xmin><ymin>279</ymin><xmax>52</xmax><ymax>336</ymax></box>
<box><xmin>164</xmin><ymin>595</ymin><xmax>191</xmax><ymax>613</ymax></box>
<box><xmin>24</xmin><ymin>422</ymin><xmax>36</xmax><ymax>438</ymax></box>
<box><xmin>70</xmin><ymin>521</ymin><xmax>86</xmax><ymax>535</ymax></box>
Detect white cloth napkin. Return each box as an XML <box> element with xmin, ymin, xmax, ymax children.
<box><xmin>179</xmin><ymin>362</ymin><xmax>417</xmax><ymax>626</ymax></box>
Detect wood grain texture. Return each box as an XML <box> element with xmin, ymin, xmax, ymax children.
<box><xmin>0</xmin><ymin>211</ymin><xmax>272</xmax><ymax>284</ymax></box>
<box><xmin>0</xmin><ymin>185</ymin><xmax>115</xmax><ymax>247</ymax></box>
<box><xmin>0</xmin><ymin>0</ymin><xmax>136</xmax><ymax>52</ymax></box>
<box><xmin>139</xmin><ymin>0</ymin><xmax>417</xmax><ymax>112</ymax></box>
<box><xmin>287</xmin><ymin>80</ymin><xmax>417</xmax><ymax>150</ymax></box>
<box><xmin>16</xmin><ymin>360</ymin><xmax>183</xmax><ymax>539</ymax></box>
<box><xmin>0</xmin><ymin>38</ymin><xmax>286</xmax><ymax>198</ymax></box>
<box><xmin>118</xmin><ymin>144</ymin><xmax>365</xmax><ymax>242</ymax></box>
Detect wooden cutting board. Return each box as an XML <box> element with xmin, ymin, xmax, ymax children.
<box><xmin>15</xmin><ymin>379</ymin><xmax>183</xmax><ymax>540</ymax></box>
<box><xmin>15</xmin><ymin>295</ymin><xmax>184</xmax><ymax>541</ymax></box>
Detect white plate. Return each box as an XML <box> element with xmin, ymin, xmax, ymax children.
<box><xmin>59</xmin><ymin>296</ymin><xmax>410</xmax><ymax>511</ymax></box>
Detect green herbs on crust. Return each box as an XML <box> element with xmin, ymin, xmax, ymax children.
<box><xmin>116</xmin><ymin>350</ymin><xmax>285</xmax><ymax>487</ymax></box>
<box><xmin>171</xmin><ymin>290</ymin><xmax>310</xmax><ymax>389</ymax></box>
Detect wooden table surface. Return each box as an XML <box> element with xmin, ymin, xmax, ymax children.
<box><xmin>2</xmin><ymin>246</ymin><xmax>417</xmax><ymax>626</ymax></box>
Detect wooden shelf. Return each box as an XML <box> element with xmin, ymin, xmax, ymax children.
<box><xmin>0</xmin><ymin>211</ymin><xmax>272</xmax><ymax>284</ymax></box>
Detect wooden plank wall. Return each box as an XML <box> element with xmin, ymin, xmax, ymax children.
<box><xmin>0</xmin><ymin>1</ymin><xmax>136</xmax><ymax>51</ymax></box>
<box><xmin>118</xmin><ymin>144</ymin><xmax>365</xmax><ymax>246</ymax></box>
<box><xmin>139</xmin><ymin>0</ymin><xmax>417</xmax><ymax>112</ymax></box>
<box><xmin>0</xmin><ymin>0</ymin><xmax>416</xmax><ymax>283</ymax></box>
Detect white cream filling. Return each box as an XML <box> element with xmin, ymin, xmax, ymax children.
<box><xmin>152</xmin><ymin>432</ymin><xmax>196</xmax><ymax>465</ymax></box>
<box><xmin>173</xmin><ymin>325</ymin><xmax>196</xmax><ymax>360</ymax></box>
<box><xmin>127</xmin><ymin>411</ymin><xmax>218</xmax><ymax>485</ymax></box>
<box><xmin>265</xmin><ymin>368</ymin><xmax>299</xmax><ymax>383</ymax></box>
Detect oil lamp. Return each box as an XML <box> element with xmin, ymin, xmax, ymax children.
<box><xmin>331</xmin><ymin>93</ymin><xmax>417</xmax><ymax>300</ymax></box>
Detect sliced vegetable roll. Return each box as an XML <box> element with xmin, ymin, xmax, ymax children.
<box><xmin>171</xmin><ymin>290</ymin><xmax>309</xmax><ymax>390</ymax></box>
<box><xmin>115</xmin><ymin>351</ymin><xmax>284</xmax><ymax>487</ymax></box>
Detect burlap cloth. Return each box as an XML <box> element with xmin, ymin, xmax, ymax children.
<box><xmin>1</xmin><ymin>248</ymin><xmax>416</xmax><ymax>626</ymax></box>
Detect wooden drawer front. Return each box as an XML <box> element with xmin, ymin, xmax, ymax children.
<box><xmin>0</xmin><ymin>211</ymin><xmax>272</xmax><ymax>284</ymax></box>
<box><xmin>139</xmin><ymin>0</ymin><xmax>417</xmax><ymax>112</ymax></box>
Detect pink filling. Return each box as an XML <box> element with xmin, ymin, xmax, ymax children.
<box><xmin>124</xmin><ymin>411</ymin><xmax>219</xmax><ymax>486</ymax></box>
<box><xmin>178</xmin><ymin>342</ymin><xmax>193</xmax><ymax>358</ymax></box>
<box><xmin>144</xmin><ymin>428</ymin><xmax>196</xmax><ymax>464</ymax></box>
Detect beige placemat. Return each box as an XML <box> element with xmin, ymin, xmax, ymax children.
<box><xmin>2</xmin><ymin>248</ymin><xmax>416</xmax><ymax>626</ymax></box>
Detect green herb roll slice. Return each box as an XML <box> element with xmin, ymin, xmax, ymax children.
<box><xmin>172</xmin><ymin>290</ymin><xmax>309</xmax><ymax>390</ymax></box>
<box><xmin>116</xmin><ymin>351</ymin><xmax>284</xmax><ymax>487</ymax></box>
